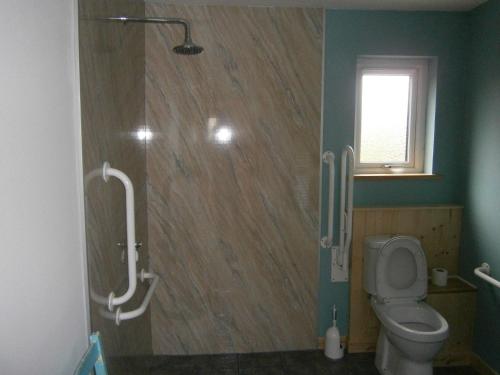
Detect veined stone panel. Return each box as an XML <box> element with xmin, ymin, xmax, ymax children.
<box><xmin>146</xmin><ymin>4</ymin><xmax>323</xmax><ymax>354</ymax></box>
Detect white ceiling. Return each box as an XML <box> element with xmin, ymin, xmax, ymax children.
<box><xmin>147</xmin><ymin>0</ymin><xmax>487</xmax><ymax>11</ymax></box>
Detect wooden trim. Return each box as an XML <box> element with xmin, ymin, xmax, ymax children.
<box><xmin>353</xmin><ymin>205</ymin><xmax>463</xmax><ymax>211</ymax></box>
<box><xmin>428</xmin><ymin>276</ymin><xmax>477</xmax><ymax>295</ymax></box>
<box><xmin>354</xmin><ymin>173</ymin><xmax>441</xmax><ymax>180</ymax></box>
<box><xmin>471</xmin><ymin>353</ymin><xmax>500</xmax><ymax>375</ymax></box>
<box><xmin>348</xmin><ymin>342</ymin><xmax>376</xmax><ymax>353</ymax></box>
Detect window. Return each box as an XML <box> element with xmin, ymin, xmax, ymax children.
<box><xmin>354</xmin><ymin>57</ymin><xmax>430</xmax><ymax>174</ymax></box>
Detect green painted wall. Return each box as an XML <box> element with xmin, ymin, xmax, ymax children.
<box><xmin>319</xmin><ymin>10</ymin><xmax>469</xmax><ymax>336</ymax></box>
<box><xmin>460</xmin><ymin>0</ymin><xmax>500</xmax><ymax>371</ymax></box>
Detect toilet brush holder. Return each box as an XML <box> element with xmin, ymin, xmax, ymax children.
<box><xmin>325</xmin><ymin>326</ymin><xmax>344</xmax><ymax>360</ymax></box>
<box><xmin>325</xmin><ymin>305</ymin><xmax>344</xmax><ymax>360</ymax></box>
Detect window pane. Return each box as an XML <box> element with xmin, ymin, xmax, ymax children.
<box><xmin>359</xmin><ymin>74</ymin><xmax>411</xmax><ymax>164</ymax></box>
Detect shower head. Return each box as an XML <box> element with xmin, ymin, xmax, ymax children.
<box><xmin>173</xmin><ymin>40</ymin><xmax>204</xmax><ymax>55</ymax></box>
<box><xmin>171</xmin><ymin>19</ymin><xmax>203</xmax><ymax>55</ymax></box>
<box><xmin>104</xmin><ymin>16</ymin><xmax>204</xmax><ymax>55</ymax></box>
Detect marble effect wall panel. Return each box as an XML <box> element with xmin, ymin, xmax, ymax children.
<box><xmin>145</xmin><ymin>4</ymin><xmax>323</xmax><ymax>354</ymax></box>
<box><xmin>79</xmin><ymin>0</ymin><xmax>152</xmax><ymax>356</ymax></box>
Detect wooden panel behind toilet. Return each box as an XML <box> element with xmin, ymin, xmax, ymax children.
<box><xmin>348</xmin><ymin>205</ymin><xmax>463</xmax><ymax>353</ymax></box>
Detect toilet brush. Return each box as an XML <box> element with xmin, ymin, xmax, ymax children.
<box><xmin>325</xmin><ymin>305</ymin><xmax>344</xmax><ymax>360</ymax></box>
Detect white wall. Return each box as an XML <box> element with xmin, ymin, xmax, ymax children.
<box><xmin>0</xmin><ymin>1</ymin><xmax>88</xmax><ymax>374</ymax></box>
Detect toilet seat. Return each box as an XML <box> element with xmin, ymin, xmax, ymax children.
<box><xmin>371</xmin><ymin>299</ymin><xmax>449</xmax><ymax>343</ymax></box>
<box><xmin>375</xmin><ymin>236</ymin><xmax>427</xmax><ymax>303</ymax></box>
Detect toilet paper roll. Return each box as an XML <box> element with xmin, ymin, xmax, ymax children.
<box><xmin>432</xmin><ymin>268</ymin><xmax>448</xmax><ymax>287</ymax></box>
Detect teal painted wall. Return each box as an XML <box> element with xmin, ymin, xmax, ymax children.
<box><xmin>319</xmin><ymin>10</ymin><xmax>469</xmax><ymax>336</ymax></box>
<box><xmin>460</xmin><ymin>0</ymin><xmax>500</xmax><ymax>371</ymax></box>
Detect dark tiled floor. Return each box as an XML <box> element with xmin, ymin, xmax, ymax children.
<box><xmin>107</xmin><ymin>351</ymin><xmax>479</xmax><ymax>375</ymax></box>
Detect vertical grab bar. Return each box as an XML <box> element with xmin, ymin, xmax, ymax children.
<box><xmin>338</xmin><ymin>146</ymin><xmax>354</xmax><ymax>270</ymax></box>
<box><xmin>102</xmin><ymin>162</ymin><xmax>137</xmax><ymax>311</ymax></box>
<box><xmin>321</xmin><ymin>151</ymin><xmax>335</xmax><ymax>248</ymax></box>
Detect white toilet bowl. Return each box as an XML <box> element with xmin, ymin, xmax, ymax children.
<box><xmin>371</xmin><ymin>298</ymin><xmax>449</xmax><ymax>375</ymax></box>
<box><xmin>363</xmin><ymin>235</ymin><xmax>450</xmax><ymax>375</ymax></box>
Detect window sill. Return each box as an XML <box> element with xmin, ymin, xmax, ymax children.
<box><xmin>354</xmin><ymin>173</ymin><xmax>441</xmax><ymax>180</ymax></box>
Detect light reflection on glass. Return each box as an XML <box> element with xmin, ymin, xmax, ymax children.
<box><xmin>207</xmin><ymin>117</ymin><xmax>234</xmax><ymax>145</ymax></box>
<box><xmin>214</xmin><ymin>127</ymin><xmax>233</xmax><ymax>144</ymax></box>
<box><xmin>136</xmin><ymin>128</ymin><xmax>153</xmax><ymax>141</ymax></box>
<box><xmin>207</xmin><ymin>117</ymin><xmax>217</xmax><ymax>132</ymax></box>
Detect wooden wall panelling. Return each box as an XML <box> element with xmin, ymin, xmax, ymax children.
<box><xmin>427</xmin><ymin>289</ymin><xmax>476</xmax><ymax>366</ymax></box>
<box><xmin>348</xmin><ymin>206</ymin><xmax>464</xmax><ymax>354</ymax></box>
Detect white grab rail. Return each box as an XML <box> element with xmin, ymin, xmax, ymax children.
<box><xmin>338</xmin><ymin>145</ymin><xmax>354</xmax><ymax>270</ymax></box>
<box><xmin>102</xmin><ymin>162</ymin><xmax>138</xmax><ymax>311</ymax></box>
<box><xmin>99</xmin><ymin>270</ymin><xmax>159</xmax><ymax>325</ymax></box>
<box><xmin>321</xmin><ymin>151</ymin><xmax>335</xmax><ymax>248</ymax></box>
<box><xmin>115</xmin><ymin>270</ymin><xmax>159</xmax><ymax>325</ymax></box>
<box><xmin>474</xmin><ymin>263</ymin><xmax>500</xmax><ymax>288</ymax></box>
<box><xmin>90</xmin><ymin>276</ymin><xmax>127</xmax><ymax>307</ymax></box>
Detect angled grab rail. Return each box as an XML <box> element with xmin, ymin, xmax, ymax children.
<box><xmin>321</xmin><ymin>151</ymin><xmax>335</xmax><ymax>248</ymax></box>
<box><xmin>115</xmin><ymin>270</ymin><xmax>159</xmax><ymax>325</ymax></box>
<box><xmin>474</xmin><ymin>263</ymin><xmax>500</xmax><ymax>288</ymax></box>
<box><xmin>102</xmin><ymin>162</ymin><xmax>137</xmax><ymax>311</ymax></box>
<box><xmin>338</xmin><ymin>146</ymin><xmax>354</xmax><ymax>270</ymax></box>
<box><xmin>98</xmin><ymin>270</ymin><xmax>159</xmax><ymax>325</ymax></box>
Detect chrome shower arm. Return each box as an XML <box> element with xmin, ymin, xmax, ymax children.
<box><xmin>104</xmin><ymin>16</ymin><xmax>191</xmax><ymax>40</ymax></box>
<box><xmin>103</xmin><ymin>16</ymin><xmax>203</xmax><ymax>55</ymax></box>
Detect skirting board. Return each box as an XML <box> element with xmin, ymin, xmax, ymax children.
<box><xmin>317</xmin><ymin>336</ymin><xmax>348</xmax><ymax>350</ymax></box>
<box><xmin>471</xmin><ymin>353</ymin><xmax>500</xmax><ymax>375</ymax></box>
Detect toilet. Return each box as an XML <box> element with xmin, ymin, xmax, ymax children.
<box><xmin>363</xmin><ymin>235</ymin><xmax>449</xmax><ymax>375</ymax></box>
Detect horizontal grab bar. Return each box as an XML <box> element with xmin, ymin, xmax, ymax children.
<box><xmin>474</xmin><ymin>263</ymin><xmax>500</xmax><ymax>288</ymax></box>
<box><xmin>102</xmin><ymin>162</ymin><xmax>138</xmax><ymax>310</ymax></box>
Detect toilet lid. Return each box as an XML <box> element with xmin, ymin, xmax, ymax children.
<box><xmin>375</xmin><ymin>236</ymin><xmax>427</xmax><ymax>302</ymax></box>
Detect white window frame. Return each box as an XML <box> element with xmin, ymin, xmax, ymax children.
<box><xmin>354</xmin><ymin>57</ymin><xmax>429</xmax><ymax>174</ymax></box>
